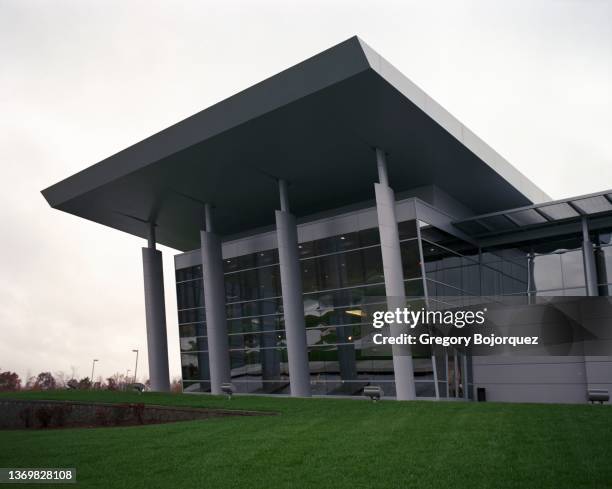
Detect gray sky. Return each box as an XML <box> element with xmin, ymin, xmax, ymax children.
<box><xmin>1</xmin><ymin>0</ymin><xmax>611</xmax><ymax>383</ymax></box>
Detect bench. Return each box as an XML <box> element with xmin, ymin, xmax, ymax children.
<box><xmin>588</xmin><ymin>389</ymin><xmax>609</xmax><ymax>404</ymax></box>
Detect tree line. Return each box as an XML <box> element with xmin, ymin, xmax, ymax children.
<box><xmin>0</xmin><ymin>370</ymin><xmax>182</xmax><ymax>392</ymax></box>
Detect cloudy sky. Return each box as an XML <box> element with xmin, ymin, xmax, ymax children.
<box><xmin>1</xmin><ymin>0</ymin><xmax>611</xmax><ymax>383</ymax></box>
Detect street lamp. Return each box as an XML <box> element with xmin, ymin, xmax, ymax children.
<box><xmin>91</xmin><ymin>359</ymin><xmax>99</xmax><ymax>386</ymax></box>
<box><xmin>132</xmin><ymin>349</ymin><xmax>139</xmax><ymax>384</ymax></box>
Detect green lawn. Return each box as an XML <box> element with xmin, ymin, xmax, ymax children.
<box><xmin>1</xmin><ymin>390</ymin><xmax>611</xmax><ymax>489</ymax></box>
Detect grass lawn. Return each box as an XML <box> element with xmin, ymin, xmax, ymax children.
<box><xmin>1</xmin><ymin>391</ymin><xmax>611</xmax><ymax>489</ymax></box>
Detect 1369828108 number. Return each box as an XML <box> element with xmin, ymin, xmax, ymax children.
<box><xmin>0</xmin><ymin>468</ymin><xmax>76</xmax><ymax>483</ymax></box>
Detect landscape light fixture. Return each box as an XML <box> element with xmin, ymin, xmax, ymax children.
<box><xmin>221</xmin><ymin>383</ymin><xmax>236</xmax><ymax>400</ymax></box>
<box><xmin>363</xmin><ymin>385</ymin><xmax>383</xmax><ymax>402</ymax></box>
<box><xmin>91</xmin><ymin>359</ymin><xmax>99</xmax><ymax>384</ymax></box>
<box><xmin>132</xmin><ymin>349</ymin><xmax>139</xmax><ymax>384</ymax></box>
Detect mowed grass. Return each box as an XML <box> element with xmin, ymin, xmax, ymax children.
<box><xmin>1</xmin><ymin>391</ymin><xmax>611</xmax><ymax>489</ymax></box>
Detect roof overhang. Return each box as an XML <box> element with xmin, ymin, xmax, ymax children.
<box><xmin>453</xmin><ymin>189</ymin><xmax>612</xmax><ymax>245</ymax></box>
<box><xmin>42</xmin><ymin>36</ymin><xmax>550</xmax><ymax>251</ymax></box>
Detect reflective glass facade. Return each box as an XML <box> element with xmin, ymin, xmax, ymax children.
<box><xmin>176</xmin><ymin>211</ymin><xmax>612</xmax><ymax>399</ymax></box>
<box><xmin>177</xmin><ymin>220</ymin><xmax>436</xmax><ymax>397</ymax></box>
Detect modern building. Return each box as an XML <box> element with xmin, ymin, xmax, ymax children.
<box><xmin>42</xmin><ymin>37</ymin><xmax>612</xmax><ymax>403</ymax></box>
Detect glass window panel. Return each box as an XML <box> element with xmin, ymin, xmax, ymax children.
<box><xmin>454</xmin><ymin>220</ymin><xmax>489</xmax><ymax>235</ymax></box>
<box><xmin>398</xmin><ymin>220</ymin><xmax>417</xmax><ymax>240</ymax></box>
<box><xmin>596</xmin><ymin>245</ymin><xmax>612</xmax><ymax>285</ymax></box>
<box><xmin>315</xmin><ymin>236</ymin><xmax>338</xmax><ymax>255</ymax></box>
<box><xmin>225</xmin><ymin>273</ymin><xmax>242</xmax><ymax>302</ymax></box>
<box><xmin>339</xmin><ymin>250</ymin><xmax>366</xmax><ymax>287</ymax></box>
<box><xmin>479</xmin><ymin>214</ymin><xmax>518</xmax><ymax>232</ymax></box>
<box><xmin>506</xmin><ymin>209</ymin><xmax>548</xmax><ymax>226</ymax></box>
<box><xmin>176</xmin><ymin>265</ymin><xmax>203</xmax><ymax>282</ymax></box>
<box><xmin>255</xmin><ymin>249</ymin><xmax>278</xmax><ymax>267</ymax></box>
<box><xmin>301</xmin><ymin>259</ymin><xmax>318</xmax><ymax>293</ymax></box>
<box><xmin>563</xmin><ymin>287</ymin><xmax>587</xmax><ymax>296</ymax></box>
<box><xmin>359</xmin><ymin>228</ymin><xmax>380</xmax><ymax>247</ymax></box>
<box><xmin>179</xmin><ymin>324</ymin><xmax>198</xmax><ymax>338</ymax></box>
<box><xmin>538</xmin><ymin>203</ymin><xmax>580</xmax><ymax>221</ymax></box>
<box><xmin>572</xmin><ymin>196</ymin><xmax>612</xmax><ymax>215</ymax></box>
<box><xmin>533</xmin><ymin>253</ymin><xmax>563</xmax><ymax>291</ymax></box>
<box><xmin>317</xmin><ymin>254</ymin><xmax>342</xmax><ymax>290</ymax></box>
<box><xmin>298</xmin><ymin>240</ymin><xmax>315</xmax><ymax>258</ymax></box>
<box><xmin>561</xmin><ymin>250</ymin><xmax>586</xmax><ymax>288</ymax></box>
<box><xmin>176</xmin><ymin>280</ymin><xmax>203</xmax><ymax>309</ymax></box>
<box><xmin>178</xmin><ymin>308</ymin><xmax>205</xmax><ymax>325</ymax></box>
<box><xmin>400</xmin><ymin>239</ymin><xmax>422</xmax><ymax>279</ymax></box>
<box><xmin>337</xmin><ymin>232</ymin><xmax>360</xmax><ymax>252</ymax></box>
<box><xmin>362</xmin><ymin>246</ymin><xmax>384</xmax><ymax>284</ymax></box>
<box><xmin>240</xmin><ymin>269</ymin><xmax>260</xmax><ymax>300</ymax></box>
<box><xmin>238</xmin><ymin>253</ymin><xmax>256</xmax><ymax>270</ymax></box>
<box><xmin>181</xmin><ymin>353</ymin><xmax>201</xmax><ymax>381</ymax></box>
<box><xmin>256</xmin><ymin>266</ymin><xmax>280</xmax><ymax>299</ymax></box>
<box><xmin>405</xmin><ymin>278</ymin><xmax>425</xmax><ymax>297</ymax></box>
<box><xmin>223</xmin><ymin>258</ymin><xmax>239</xmax><ymax>273</ymax></box>
<box><xmin>230</xmin><ymin>349</ymin><xmax>246</xmax><ymax>372</ymax></box>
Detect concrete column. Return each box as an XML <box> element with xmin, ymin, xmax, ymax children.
<box><xmin>374</xmin><ymin>148</ymin><xmax>416</xmax><ymax>400</ymax></box>
<box><xmin>200</xmin><ymin>204</ymin><xmax>231</xmax><ymax>394</ymax></box>
<box><xmin>581</xmin><ymin>217</ymin><xmax>598</xmax><ymax>296</ymax></box>
<box><xmin>275</xmin><ymin>179</ymin><xmax>311</xmax><ymax>397</ymax></box>
<box><xmin>141</xmin><ymin>225</ymin><xmax>170</xmax><ymax>392</ymax></box>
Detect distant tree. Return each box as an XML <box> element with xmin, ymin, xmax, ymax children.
<box><xmin>34</xmin><ymin>372</ymin><xmax>56</xmax><ymax>390</ymax></box>
<box><xmin>77</xmin><ymin>377</ymin><xmax>92</xmax><ymax>390</ymax></box>
<box><xmin>0</xmin><ymin>371</ymin><xmax>21</xmax><ymax>391</ymax></box>
<box><xmin>106</xmin><ymin>377</ymin><xmax>118</xmax><ymax>391</ymax></box>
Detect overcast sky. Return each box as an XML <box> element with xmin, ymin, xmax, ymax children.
<box><xmin>1</xmin><ymin>0</ymin><xmax>611</xmax><ymax>383</ymax></box>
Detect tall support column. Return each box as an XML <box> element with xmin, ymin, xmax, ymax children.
<box><xmin>141</xmin><ymin>224</ymin><xmax>170</xmax><ymax>392</ymax></box>
<box><xmin>374</xmin><ymin>148</ymin><xmax>416</xmax><ymax>400</ymax></box>
<box><xmin>200</xmin><ymin>204</ymin><xmax>231</xmax><ymax>395</ymax></box>
<box><xmin>275</xmin><ymin>179</ymin><xmax>311</xmax><ymax>397</ymax></box>
<box><xmin>581</xmin><ymin>217</ymin><xmax>598</xmax><ymax>296</ymax></box>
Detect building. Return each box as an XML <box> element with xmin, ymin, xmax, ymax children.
<box><xmin>42</xmin><ymin>37</ymin><xmax>612</xmax><ymax>403</ymax></box>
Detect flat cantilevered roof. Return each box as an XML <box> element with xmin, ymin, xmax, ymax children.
<box><xmin>42</xmin><ymin>36</ymin><xmax>549</xmax><ymax>251</ymax></box>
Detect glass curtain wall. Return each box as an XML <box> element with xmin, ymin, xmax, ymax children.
<box><xmin>175</xmin><ymin>266</ymin><xmax>209</xmax><ymax>392</ymax></box>
<box><xmin>175</xmin><ymin>219</ymin><xmax>447</xmax><ymax>398</ymax></box>
<box><xmin>482</xmin><ymin>236</ymin><xmax>589</xmax><ymax>297</ymax></box>
<box><xmin>299</xmin><ymin>222</ymin><xmax>431</xmax><ymax>397</ymax></box>
<box><xmin>595</xmin><ymin>231</ymin><xmax>612</xmax><ymax>295</ymax></box>
<box><xmin>417</xmin><ymin>222</ymin><xmax>479</xmax><ymax>399</ymax></box>
<box><xmin>224</xmin><ymin>249</ymin><xmax>287</xmax><ymax>394</ymax></box>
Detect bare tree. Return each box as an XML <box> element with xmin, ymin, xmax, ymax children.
<box><xmin>0</xmin><ymin>370</ymin><xmax>21</xmax><ymax>391</ymax></box>
<box><xmin>33</xmin><ymin>372</ymin><xmax>56</xmax><ymax>390</ymax></box>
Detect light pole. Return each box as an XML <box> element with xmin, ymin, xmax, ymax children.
<box><xmin>132</xmin><ymin>349</ymin><xmax>139</xmax><ymax>384</ymax></box>
<box><xmin>91</xmin><ymin>359</ymin><xmax>98</xmax><ymax>386</ymax></box>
